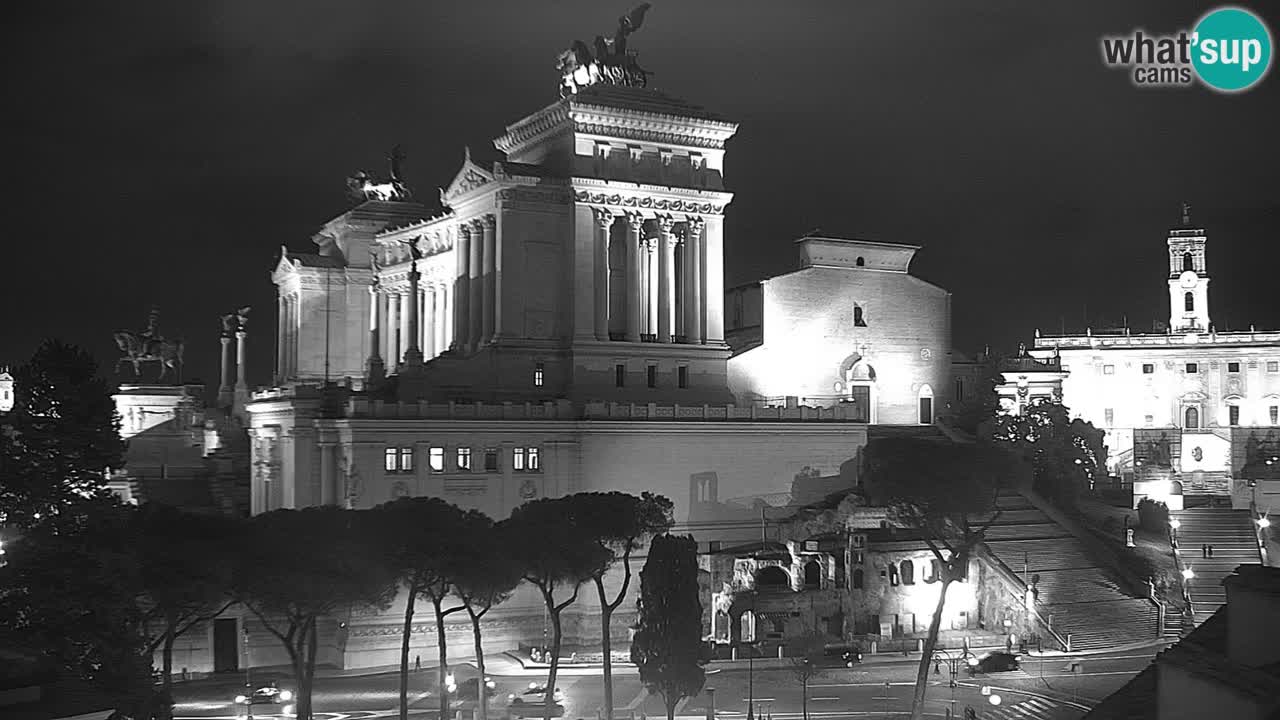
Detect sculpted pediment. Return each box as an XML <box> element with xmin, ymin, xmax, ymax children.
<box><xmin>440</xmin><ymin>149</ymin><xmax>496</xmax><ymax>206</ymax></box>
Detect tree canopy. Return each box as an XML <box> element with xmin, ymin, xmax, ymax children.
<box><xmin>0</xmin><ymin>339</ymin><xmax>124</xmax><ymax>529</ymax></box>
<box><xmin>991</xmin><ymin>398</ymin><xmax>1107</xmax><ymax>508</ymax></box>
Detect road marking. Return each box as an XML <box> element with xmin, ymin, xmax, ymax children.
<box><xmin>810</xmin><ymin>697</ymin><xmax>840</xmax><ymax>701</ymax></box>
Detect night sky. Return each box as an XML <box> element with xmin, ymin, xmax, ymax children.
<box><xmin>5</xmin><ymin>1</ymin><xmax>1278</xmax><ymax>393</ymax></box>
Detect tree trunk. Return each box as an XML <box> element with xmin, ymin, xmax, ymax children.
<box><xmin>665</xmin><ymin>691</ymin><xmax>677</xmax><ymax>720</ymax></box>
<box><xmin>471</xmin><ymin>609</ymin><xmax>488</xmax><ymax>720</ymax></box>
<box><xmin>595</xmin><ymin>577</ymin><xmax>615</xmax><ymax>720</ymax></box>
<box><xmin>802</xmin><ymin>675</ymin><xmax>808</xmax><ymax>720</ymax></box>
<box><xmin>434</xmin><ymin>596</ymin><xmax>451</xmax><ymax>720</ymax></box>
<box><xmin>302</xmin><ymin>618</ymin><xmax>319</xmax><ymax>720</ymax></box>
<box><xmin>909</xmin><ymin>578</ymin><xmax>953</xmax><ymax>720</ymax></box>
<box><xmin>400</xmin><ymin>583</ymin><xmax>418</xmax><ymax>720</ymax></box>
<box><xmin>545</xmin><ymin>600</ymin><xmax>564</xmax><ymax>720</ymax></box>
<box><xmin>161</xmin><ymin>618</ymin><xmax>176</xmax><ymax>720</ymax></box>
<box><xmin>288</xmin><ymin>631</ymin><xmax>310</xmax><ymax>720</ymax></box>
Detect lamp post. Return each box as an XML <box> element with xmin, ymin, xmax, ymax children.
<box><xmin>1169</xmin><ymin>517</ymin><xmax>1181</xmax><ymax>548</ymax></box>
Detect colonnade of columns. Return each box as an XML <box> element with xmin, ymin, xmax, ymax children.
<box><xmin>593</xmin><ymin>209</ymin><xmax>708</xmax><ymax>344</ymax></box>
<box><xmin>454</xmin><ymin>215</ymin><xmax>498</xmax><ymax>353</ymax></box>
<box><xmin>371</xmin><ymin>282</ymin><xmax>455</xmax><ymax>369</ymax></box>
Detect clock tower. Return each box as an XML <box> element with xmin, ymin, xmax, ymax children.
<box><xmin>1167</xmin><ymin>203</ymin><xmax>1210</xmax><ymax>333</ymax></box>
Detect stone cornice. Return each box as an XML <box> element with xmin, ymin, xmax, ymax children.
<box><xmin>571</xmin><ymin>178</ymin><xmax>732</xmax><ymax>217</ymax></box>
<box><xmin>570</xmin><ymin>105</ymin><xmax>738</xmax><ymax>150</ymax></box>
<box><xmin>494</xmin><ymin>101</ymin><xmax>572</xmax><ymax>155</ymax></box>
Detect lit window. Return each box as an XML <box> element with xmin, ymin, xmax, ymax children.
<box><xmin>513</xmin><ymin>447</ymin><xmax>525</xmax><ymax>471</ymax></box>
<box><xmin>399</xmin><ymin>447</ymin><xmax>413</xmax><ymax>472</ymax></box>
<box><xmin>429</xmin><ymin>447</ymin><xmax>445</xmax><ymax>472</ymax></box>
<box><xmin>1229</xmin><ymin>405</ymin><xmax>1240</xmax><ymax>426</ymax></box>
<box><xmin>647</xmin><ymin>365</ymin><xmax>657</xmax><ymax>388</ymax></box>
<box><xmin>1186</xmin><ymin>363</ymin><xmax>1198</xmax><ymax>374</ymax></box>
<box><xmin>678</xmin><ymin>366</ymin><xmax>688</xmax><ymax>389</ymax></box>
<box><xmin>615</xmin><ymin>364</ymin><xmax>626</xmax><ymax>387</ymax></box>
<box><xmin>1142</xmin><ymin>364</ymin><xmax>1154</xmax><ymax>374</ymax></box>
<box><xmin>456</xmin><ymin>447</ymin><xmax>472</xmax><ymax>471</ymax></box>
<box><xmin>526</xmin><ymin>446</ymin><xmax>540</xmax><ymax>472</ymax></box>
<box><xmin>534</xmin><ymin>362</ymin><xmax>545</xmax><ymax>387</ymax></box>
<box><xmin>484</xmin><ymin>448</ymin><xmax>499</xmax><ymax>472</ymax></box>
<box><xmin>1103</xmin><ymin>365</ymin><xmax>1114</xmax><ymax>375</ymax></box>
<box><xmin>385</xmin><ymin>448</ymin><xmax>398</xmax><ymax>472</ymax></box>
<box><xmin>888</xmin><ymin>565</ymin><xmax>899</xmax><ymax>587</ymax></box>
<box><xmin>1228</xmin><ymin>362</ymin><xmax>1241</xmax><ymax>373</ymax></box>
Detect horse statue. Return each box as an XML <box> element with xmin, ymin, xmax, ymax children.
<box><xmin>346</xmin><ymin>146</ymin><xmax>412</xmax><ymax>202</ymax></box>
<box><xmin>114</xmin><ymin>330</ymin><xmax>185</xmax><ymax>382</ymax></box>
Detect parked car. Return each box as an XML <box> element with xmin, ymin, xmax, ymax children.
<box><xmin>234</xmin><ymin>683</ymin><xmax>295</xmax><ymax>716</ymax></box>
<box><xmin>966</xmin><ymin>651</ymin><xmax>1020</xmax><ymax>675</ymax></box>
<box><xmin>455</xmin><ymin>676</ymin><xmax>498</xmax><ymax>700</ymax></box>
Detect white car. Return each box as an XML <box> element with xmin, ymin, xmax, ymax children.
<box><xmin>234</xmin><ymin>684</ymin><xmax>295</xmax><ymax>716</ymax></box>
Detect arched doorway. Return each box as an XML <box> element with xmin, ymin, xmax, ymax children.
<box><xmin>1185</xmin><ymin>406</ymin><xmax>1200</xmax><ymax>429</ymax></box>
<box><xmin>803</xmin><ymin>560</ymin><xmax>821</xmax><ymax>588</ymax></box>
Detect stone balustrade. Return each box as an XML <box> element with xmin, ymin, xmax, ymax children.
<box><xmin>1037</xmin><ymin>329</ymin><xmax>1280</xmax><ymax>349</ymax></box>
<box><xmin>337</xmin><ymin>398</ymin><xmax>868</xmax><ymax>422</ymax></box>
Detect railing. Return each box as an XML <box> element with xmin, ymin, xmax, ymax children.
<box><xmin>1035</xmin><ymin>328</ymin><xmax>1280</xmax><ymax>349</ymax></box>
<box><xmin>980</xmin><ymin>543</ymin><xmax>1069</xmax><ymax>651</ymax></box>
<box><xmin>340</xmin><ymin>398</ymin><xmax>873</xmax><ymax>423</ymax></box>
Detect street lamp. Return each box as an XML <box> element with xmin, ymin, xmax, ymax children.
<box><xmin>1182</xmin><ymin>567</ymin><xmax>1195</xmax><ymax>581</ymax></box>
<box><xmin>1257</xmin><ymin>516</ymin><xmax>1271</xmax><ymax>530</ymax></box>
<box><xmin>1170</xmin><ymin>518</ymin><xmax>1181</xmax><ymax>547</ymax></box>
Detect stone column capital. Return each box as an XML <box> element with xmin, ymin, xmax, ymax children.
<box><xmin>626</xmin><ymin>212</ymin><xmax>646</xmax><ymax>232</ymax></box>
<box><xmin>481</xmin><ymin>214</ymin><xmax>497</xmax><ymax>230</ymax></box>
<box><xmin>686</xmin><ymin>216</ymin><xmax>706</xmax><ymax>234</ymax></box>
<box><xmin>657</xmin><ymin>215</ymin><xmax>678</xmax><ymax>234</ymax></box>
<box><xmin>593</xmin><ymin>207</ymin><xmax>615</xmax><ymax>229</ymax></box>
<box><xmin>458</xmin><ymin>222</ymin><xmax>474</xmax><ymax>239</ymax></box>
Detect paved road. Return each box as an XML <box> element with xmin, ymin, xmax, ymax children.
<box><xmin>171</xmin><ymin>646</ymin><xmax>1165</xmax><ymax>720</ymax></box>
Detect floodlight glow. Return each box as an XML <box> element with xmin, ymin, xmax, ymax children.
<box><xmin>278</xmin><ymin>690</ymin><xmax>293</xmax><ymax>701</ymax></box>
<box><xmin>1170</xmin><ymin>518</ymin><xmax>1181</xmax><ymax>530</ymax></box>
<box><xmin>1258</xmin><ymin>517</ymin><xmax>1271</xmax><ymax>529</ymax></box>
<box><xmin>989</xmin><ymin>694</ymin><xmax>1002</xmax><ymax>706</ymax></box>
<box><xmin>234</xmin><ymin>695</ymin><xmax>247</xmax><ymax>704</ymax></box>
<box><xmin>1182</xmin><ymin>568</ymin><xmax>1195</xmax><ymax>580</ymax></box>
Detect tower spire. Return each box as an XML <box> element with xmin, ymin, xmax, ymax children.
<box><xmin>1181</xmin><ymin>201</ymin><xmax>1192</xmax><ymax>226</ymax></box>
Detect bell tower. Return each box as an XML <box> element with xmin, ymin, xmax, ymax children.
<box><xmin>1167</xmin><ymin>203</ymin><xmax>1210</xmax><ymax>333</ymax></box>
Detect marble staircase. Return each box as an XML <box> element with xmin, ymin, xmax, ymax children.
<box><xmin>1172</xmin><ymin>506</ymin><xmax>1261</xmax><ymax>625</ymax></box>
<box><xmin>982</xmin><ymin>492</ymin><xmax>1160</xmax><ymax>651</ymax></box>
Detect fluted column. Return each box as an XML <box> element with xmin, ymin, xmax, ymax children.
<box><xmin>367</xmin><ymin>285</ymin><xmax>384</xmax><ymax>384</ymax></box>
<box><xmin>481</xmin><ymin>214</ymin><xmax>496</xmax><ymax>344</ymax></box>
<box><xmin>219</xmin><ymin>333</ymin><xmax>233</xmax><ymax>405</ymax></box>
<box><xmin>686</xmin><ymin>218</ymin><xmax>705</xmax><ymax>344</ymax></box>
<box><xmin>593</xmin><ymin>208</ymin><xmax>613</xmax><ymax>341</ymax></box>
<box><xmin>442</xmin><ymin>285</ymin><xmax>453</xmax><ymax>350</ymax></box>
<box><xmin>276</xmin><ymin>295</ymin><xmax>286</xmax><ymax>382</ymax></box>
<box><xmin>625</xmin><ymin>214</ymin><xmax>643</xmax><ymax>342</ymax></box>
<box><xmin>468</xmin><ymin>219</ymin><xmax>483</xmax><ymax>350</ymax></box>
<box><xmin>235</xmin><ymin>329</ymin><xmax>248</xmax><ymax>391</ymax></box>
<box><xmin>454</xmin><ymin>225</ymin><xmax>471</xmax><ymax>350</ymax></box>
<box><xmin>387</xmin><ymin>291</ymin><xmax>400</xmax><ymax>365</ymax></box>
<box><xmin>404</xmin><ymin>257</ymin><xmax>423</xmax><ymax>369</ymax></box>
<box><xmin>657</xmin><ymin>216</ymin><xmax>676</xmax><ymax>343</ymax></box>
<box><xmin>645</xmin><ymin>238</ymin><xmax>658</xmax><ymax>337</ymax></box>
<box><xmin>422</xmin><ymin>286</ymin><xmax>435</xmax><ymax>358</ymax></box>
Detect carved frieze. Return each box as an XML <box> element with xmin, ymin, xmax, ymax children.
<box><xmin>574</xmin><ymin>190</ymin><xmax>724</xmax><ymax>215</ymax></box>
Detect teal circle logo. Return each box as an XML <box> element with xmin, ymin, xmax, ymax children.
<box><xmin>1192</xmin><ymin>7</ymin><xmax>1272</xmax><ymax>92</ymax></box>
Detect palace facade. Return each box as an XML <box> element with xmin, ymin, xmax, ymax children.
<box><xmin>1004</xmin><ymin>213</ymin><xmax>1280</xmax><ymax>510</ymax></box>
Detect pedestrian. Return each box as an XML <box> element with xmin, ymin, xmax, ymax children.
<box><xmin>415</xmin><ymin>655</ymin><xmax>421</xmax><ymax>671</ymax></box>
<box><xmin>1202</xmin><ymin>544</ymin><xmax>1208</xmax><ymax>558</ymax></box>
<box><xmin>1208</xmin><ymin>545</ymin><xmax>1214</xmax><ymax>558</ymax></box>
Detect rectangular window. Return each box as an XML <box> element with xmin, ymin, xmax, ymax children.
<box><xmin>678</xmin><ymin>366</ymin><xmax>689</xmax><ymax>389</ymax></box>
<box><xmin>647</xmin><ymin>365</ymin><xmax>657</xmax><ymax>388</ymax></box>
<box><xmin>456</xmin><ymin>447</ymin><xmax>472</xmax><ymax>471</ymax></box>
<box><xmin>1105</xmin><ymin>408</ymin><xmax>1114</xmax><ymax>426</ymax></box>
<box><xmin>1145</xmin><ymin>414</ymin><xmax>1154</xmax><ymax>426</ymax></box>
<box><xmin>1142</xmin><ymin>363</ymin><xmax>1155</xmax><ymax>374</ymax></box>
<box><xmin>1268</xmin><ymin>361</ymin><xmax>1279</xmax><ymax>373</ymax></box>
<box><xmin>954</xmin><ymin>378</ymin><xmax>964</xmax><ymax>402</ymax></box>
<box><xmin>1271</xmin><ymin>406</ymin><xmax>1278</xmax><ymax>424</ymax></box>
<box><xmin>1103</xmin><ymin>364</ymin><xmax>1115</xmax><ymax>375</ymax></box>
<box><xmin>526</xmin><ymin>446</ymin><xmax>540</xmax><ymax>472</ymax></box>
<box><xmin>615</xmin><ymin>364</ymin><xmax>626</xmax><ymax>387</ymax></box>
<box><xmin>484</xmin><ymin>448</ymin><xmax>499</xmax><ymax>472</ymax></box>
<box><xmin>385</xmin><ymin>448</ymin><xmax>398</xmax><ymax>472</ymax></box>
<box><xmin>513</xmin><ymin>447</ymin><xmax>525</xmax><ymax>471</ymax></box>
<box><xmin>429</xmin><ymin>447</ymin><xmax>445</xmax><ymax>473</ymax></box>
<box><xmin>399</xmin><ymin>447</ymin><xmax>414</xmax><ymax>472</ymax></box>
<box><xmin>1229</xmin><ymin>405</ymin><xmax>1240</xmax><ymax>426</ymax></box>
<box><xmin>1186</xmin><ymin>363</ymin><xmax>1198</xmax><ymax>374</ymax></box>
<box><xmin>534</xmin><ymin>362</ymin><xmax>545</xmax><ymax>387</ymax></box>
<box><xmin>1228</xmin><ymin>362</ymin><xmax>1241</xmax><ymax>373</ymax></box>
<box><xmin>513</xmin><ymin>447</ymin><xmax>540</xmax><ymax>472</ymax></box>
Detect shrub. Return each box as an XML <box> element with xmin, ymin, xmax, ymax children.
<box><xmin>1137</xmin><ymin>498</ymin><xmax>1169</xmax><ymax>533</ymax></box>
